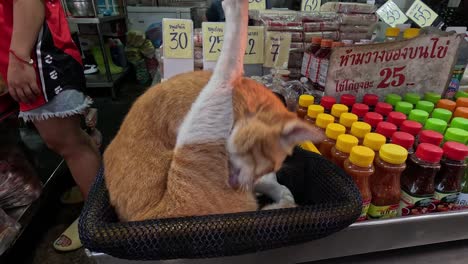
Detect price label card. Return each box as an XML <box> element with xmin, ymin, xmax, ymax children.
<box><xmin>248</xmin><ymin>0</ymin><xmax>266</xmax><ymax>10</ymax></box>
<box><xmin>244</xmin><ymin>27</ymin><xmax>264</xmax><ymax>64</ymax></box>
<box><xmin>264</xmin><ymin>31</ymin><xmax>292</xmax><ymax>68</ymax></box>
<box><xmin>376</xmin><ymin>0</ymin><xmax>408</xmax><ymax>27</ymax></box>
<box><xmin>301</xmin><ymin>0</ymin><xmax>321</xmax><ymax>12</ymax></box>
<box><xmin>163</xmin><ymin>19</ymin><xmax>193</xmax><ymax>59</ymax></box>
<box><xmin>406</xmin><ymin>0</ymin><xmax>438</xmax><ymax>28</ymax></box>
<box><xmin>202</xmin><ymin>22</ymin><xmax>225</xmax><ymax>62</ymax></box>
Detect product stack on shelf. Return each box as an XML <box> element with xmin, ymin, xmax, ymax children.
<box><xmin>193</xmin><ymin>28</ymin><xmax>203</xmax><ymax>71</ymax></box>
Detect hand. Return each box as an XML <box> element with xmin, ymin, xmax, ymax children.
<box><xmin>7</xmin><ymin>54</ymin><xmax>41</xmax><ymax>103</ymax></box>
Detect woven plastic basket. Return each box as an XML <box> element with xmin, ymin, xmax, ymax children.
<box><xmin>79</xmin><ymin>147</ymin><xmax>362</xmax><ymax>261</ymax></box>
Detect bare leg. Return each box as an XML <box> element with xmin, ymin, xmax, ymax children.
<box><xmin>33</xmin><ymin>116</ymin><xmax>101</xmax><ymax>199</ymax></box>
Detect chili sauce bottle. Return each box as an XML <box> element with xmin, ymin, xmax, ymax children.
<box><xmin>394</xmin><ymin>101</ymin><xmax>413</xmax><ymax>116</ymax></box>
<box><xmin>363</xmin><ymin>94</ymin><xmax>379</xmax><ymax>112</ymax></box>
<box><xmin>454</xmin><ymin>107</ymin><xmax>468</xmax><ymax>119</ymax></box>
<box><xmin>434</xmin><ymin>142</ymin><xmax>468</xmax><ymax>212</ymax></box>
<box><xmin>304</xmin><ymin>105</ymin><xmax>324</xmax><ymax>125</ymax></box>
<box><xmin>317</xmin><ymin>41</ymin><xmax>340</xmax><ymax>91</ymax></box>
<box><xmin>451</xmin><ymin>117</ymin><xmax>468</xmax><ymax>131</ymax></box>
<box><xmin>400</xmin><ymin>120</ymin><xmax>422</xmax><ymax>138</ymax></box>
<box><xmin>424</xmin><ymin>118</ymin><xmax>448</xmax><ymax>135</ymax></box>
<box><xmin>352</xmin><ymin>103</ymin><xmax>369</xmax><ymax>121</ymax></box>
<box><xmin>415</xmin><ymin>100</ymin><xmax>435</xmax><ymax>114</ymax></box>
<box><xmin>456</xmin><ymin>97</ymin><xmax>468</xmax><ymax>108</ymax></box>
<box><xmin>344</xmin><ymin>146</ymin><xmax>375</xmax><ymax>221</ymax></box>
<box><xmin>399</xmin><ymin>143</ymin><xmax>443</xmax><ymax>216</ymax></box>
<box><xmin>368</xmin><ymin>144</ymin><xmax>408</xmax><ymax>219</ymax></box>
<box><xmin>424</xmin><ymin>92</ymin><xmax>441</xmax><ymax>105</ymax></box>
<box><xmin>416</xmin><ymin>130</ymin><xmax>444</xmax><ymax>149</ymax></box>
<box><xmin>350</xmin><ymin>121</ymin><xmax>371</xmax><ymax>145</ymax></box>
<box><xmin>339</xmin><ymin>112</ymin><xmax>358</xmax><ymax>133</ymax></box>
<box><xmin>331</xmin><ymin>134</ymin><xmax>358</xmax><ymax>170</ymax></box>
<box><xmin>363</xmin><ymin>132</ymin><xmax>386</xmax><ymax>155</ymax></box>
<box><xmin>385</xmin><ymin>94</ymin><xmax>402</xmax><ymax>107</ymax></box>
<box><xmin>408</xmin><ymin>109</ymin><xmax>429</xmax><ymax>126</ymax></box>
<box><xmin>444</xmin><ymin>128</ymin><xmax>468</xmax><ymax>144</ymax></box>
<box><xmin>320</xmin><ymin>96</ymin><xmax>336</xmax><ymax>114</ymax></box>
<box><xmin>376</xmin><ymin>121</ymin><xmax>397</xmax><ymax>142</ymax></box>
<box><xmin>391</xmin><ymin>131</ymin><xmax>415</xmax><ymax>155</ymax></box>
<box><xmin>375</xmin><ymin>102</ymin><xmax>393</xmax><ymax>119</ymax></box>
<box><xmin>301</xmin><ymin>37</ymin><xmax>322</xmax><ymax>77</ymax></box>
<box><xmin>403</xmin><ymin>93</ymin><xmax>421</xmax><ymax>106</ymax></box>
<box><xmin>340</xmin><ymin>94</ymin><xmax>356</xmax><ymax>109</ymax></box>
<box><xmin>297</xmin><ymin>95</ymin><xmax>315</xmax><ymax>119</ymax></box>
<box><xmin>315</xmin><ymin>113</ymin><xmax>335</xmax><ymax>133</ymax></box>
<box><xmin>456</xmin><ymin>161</ymin><xmax>468</xmax><ymax>210</ymax></box>
<box><xmin>364</xmin><ymin>112</ymin><xmax>384</xmax><ymax>132</ymax></box>
<box><xmin>331</xmin><ymin>104</ymin><xmax>349</xmax><ymax>122</ymax></box>
<box><xmin>436</xmin><ymin>99</ymin><xmax>457</xmax><ymax>113</ymax></box>
<box><xmin>310</xmin><ymin>39</ymin><xmax>333</xmax><ymax>90</ymax></box>
<box><xmin>319</xmin><ymin>123</ymin><xmax>346</xmax><ymax>160</ymax></box>
<box><xmin>387</xmin><ymin>111</ymin><xmax>407</xmax><ymax>128</ymax></box>
<box><xmin>432</xmin><ymin>108</ymin><xmax>453</xmax><ymax>123</ymax></box>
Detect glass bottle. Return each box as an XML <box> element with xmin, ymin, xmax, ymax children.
<box><xmin>399</xmin><ymin>143</ymin><xmax>443</xmax><ymax>216</ymax></box>
<box><xmin>424</xmin><ymin>118</ymin><xmax>448</xmax><ymax>135</ymax></box>
<box><xmin>331</xmin><ymin>104</ymin><xmax>349</xmax><ymax>122</ymax></box>
<box><xmin>454</xmin><ymin>107</ymin><xmax>468</xmax><ymax>119</ymax></box>
<box><xmin>400</xmin><ymin>120</ymin><xmax>422</xmax><ymax>138</ymax></box>
<box><xmin>376</xmin><ymin>121</ymin><xmax>397</xmax><ymax>142</ymax></box>
<box><xmin>451</xmin><ymin>117</ymin><xmax>468</xmax><ymax>131</ymax></box>
<box><xmin>364</xmin><ymin>112</ymin><xmax>383</xmax><ymax>132</ymax></box>
<box><xmin>319</xmin><ymin>123</ymin><xmax>346</xmax><ymax>160</ymax></box>
<box><xmin>415</xmin><ymin>100</ymin><xmax>435</xmax><ymax>114</ymax></box>
<box><xmin>352</xmin><ymin>103</ymin><xmax>369</xmax><ymax>121</ymax></box>
<box><xmin>394</xmin><ymin>101</ymin><xmax>413</xmax><ymax>116</ymax></box>
<box><xmin>368</xmin><ymin>144</ymin><xmax>408</xmax><ymax>219</ymax></box>
<box><xmin>444</xmin><ymin>128</ymin><xmax>468</xmax><ymax>144</ymax></box>
<box><xmin>340</xmin><ymin>94</ymin><xmax>356</xmax><ymax>109</ymax></box>
<box><xmin>296</xmin><ymin>94</ymin><xmax>315</xmax><ymax>119</ymax></box>
<box><xmin>344</xmin><ymin>146</ymin><xmax>375</xmax><ymax>221</ymax></box>
<box><xmin>315</xmin><ymin>113</ymin><xmax>335</xmax><ymax>133</ymax></box>
<box><xmin>416</xmin><ymin>130</ymin><xmax>444</xmax><ymax>149</ymax></box>
<box><xmin>387</xmin><ymin>111</ymin><xmax>407</xmax><ymax>128</ymax></box>
<box><xmin>304</xmin><ymin>105</ymin><xmax>324</xmax><ymax>125</ymax></box>
<box><xmin>385</xmin><ymin>94</ymin><xmax>402</xmax><ymax>107</ymax></box>
<box><xmin>408</xmin><ymin>109</ymin><xmax>429</xmax><ymax>126</ymax></box>
<box><xmin>434</xmin><ymin>142</ymin><xmax>468</xmax><ymax>212</ymax></box>
<box><xmin>456</xmin><ymin>97</ymin><xmax>468</xmax><ymax>108</ymax></box>
<box><xmin>339</xmin><ymin>112</ymin><xmax>358</xmax><ymax>133</ymax></box>
<box><xmin>330</xmin><ymin>134</ymin><xmax>359</xmax><ymax>170</ymax></box>
<box><xmin>350</xmin><ymin>121</ymin><xmax>371</xmax><ymax>145</ymax></box>
<box><xmin>310</xmin><ymin>39</ymin><xmax>333</xmax><ymax>90</ymax></box>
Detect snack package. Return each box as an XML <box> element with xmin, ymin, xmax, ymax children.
<box><xmin>340</xmin><ymin>24</ymin><xmax>373</xmax><ymax>33</ymax></box>
<box><xmin>304</xmin><ymin>31</ymin><xmax>340</xmax><ymax>42</ymax></box>
<box><xmin>298</xmin><ymin>12</ymin><xmax>339</xmax><ymax>22</ymax></box>
<box><xmin>194</xmin><ymin>28</ymin><xmax>203</xmax><ymax>47</ymax></box>
<box><xmin>194</xmin><ymin>47</ymin><xmax>203</xmax><ymax>60</ymax></box>
<box><xmin>339</xmin><ymin>32</ymin><xmax>372</xmax><ymax>41</ymax></box>
<box><xmin>0</xmin><ymin>208</ymin><xmax>20</xmax><ymax>255</ymax></box>
<box><xmin>250</xmin><ymin>10</ymin><xmax>298</xmax><ymax>23</ymax></box>
<box><xmin>321</xmin><ymin>2</ymin><xmax>376</xmax><ymax>14</ymax></box>
<box><xmin>264</xmin><ymin>21</ymin><xmax>303</xmax><ymax>32</ymax></box>
<box><xmin>339</xmin><ymin>14</ymin><xmax>378</xmax><ymax>26</ymax></box>
<box><xmin>304</xmin><ymin>21</ymin><xmax>340</xmax><ymax>32</ymax></box>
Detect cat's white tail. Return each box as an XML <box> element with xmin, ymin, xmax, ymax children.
<box><xmin>176</xmin><ymin>0</ymin><xmax>248</xmax><ymax>146</ymax></box>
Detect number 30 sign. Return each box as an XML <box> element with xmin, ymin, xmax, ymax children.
<box><xmin>163</xmin><ymin>19</ymin><xmax>193</xmax><ymax>59</ymax></box>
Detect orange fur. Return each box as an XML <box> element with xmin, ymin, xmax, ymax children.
<box><xmin>104</xmin><ymin>71</ymin><xmax>322</xmax><ymax>221</ymax></box>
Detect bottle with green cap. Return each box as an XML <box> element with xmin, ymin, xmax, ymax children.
<box><xmin>297</xmin><ymin>94</ymin><xmax>315</xmax><ymax>119</ymax></box>
<box><xmin>369</xmin><ymin>144</ymin><xmax>408</xmax><ymax>219</ymax></box>
<box><xmin>344</xmin><ymin>146</ymin><xmax>375</xmax><ymax>221</ymax></box>
<box><xmin>451</xmin><ymin>117</ymin><xmax>468</xmax><ymax>131</ymax></box>
<box><xmin>385</xmin><ymin>94</ymin><xmax>402</xmax><ymax>107</ymax></box>
<box><xmin>424</xmin><ymin>118</ymin><xmax>448</xmax><ymax>134</ymax></box>
<box><xmin>431</xmin><ymin>108</ymin><xmax>453</xmax><ymax>123</ymax></box>
<box><xmin>404</xmin><ymin>93</ymin><xmax>421</xmax><ymax>105</ymax></box>
<box><xmin>408</xmin><ymin>109</ymin><xmax>429</xmax><ymax>125</ymax></box>
<box><xmin>424</xmin><ymin>92</ymin><xmax>442</xmax><ymax>104</ymax></box>
<box><xmin>416</xmin><ymin>100</ymin><xmax>435</xmax><ymax>114</ymax></box>
<box><xmin>455</xmin><ymin>91</ymin><xmax>468</xmax><ymax>100</ymax></box>
<box><xmin>395</xmin><ymin>101</ymin><xmax>413</xmax><ymax>115</ymax></box>
<box><xmin>444</xmin><ymin>128</ymin><xmax>468</xmax><ymax>144</ymax></box>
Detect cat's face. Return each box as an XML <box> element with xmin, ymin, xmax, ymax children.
<box><xmin>227</xmin><ymin>113</ymin><xmax>324</xmax><ymax>190</ymax></box>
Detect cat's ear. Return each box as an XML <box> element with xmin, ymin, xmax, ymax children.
<box><xmin>280</xmin><ymin>120</ymin><xmax>325</xmax><ymax>154</ymax></box>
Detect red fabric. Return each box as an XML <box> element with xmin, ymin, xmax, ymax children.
<box><xmin>0</xmin><ymin>0</ymin><xmax>81</xmax><ymax>112</ymax></box>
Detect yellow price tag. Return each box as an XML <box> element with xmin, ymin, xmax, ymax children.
<box><xmin>202</xmin><ymin>22</ymin><xmax>225</xmax><ymax>62</ymax></box>
<box><xmin>244</xmin><ymin>27</ymin><xmax>264</xmax><ymax>64</ymax></box>
<box><xmin>301</xmin><ymin>0</ymin><xmax>321</xmax><ymax>12</ymax></box>
<box><xmin>376</xmin><ymin>0</ymin><xmax>408</xmax><ymax>27</ymax></box>
<box><xmin>163</xmin><ymin>19</ymin><xmax>193</xmax><ymax>59</ymax></box>
<box><xmin>248</xmin><ymin>0</ymin><xmax>266</xmax><ymax>10</ymax></box>
<box><xmin>405</xmin><ymin>0</ymin><xmax>438</xmax><ymax>28</ymax></box>
<box><xmin>263</xmin><ymin>32</ymin><xmax>291</xmax><ymax>69</ymax></box>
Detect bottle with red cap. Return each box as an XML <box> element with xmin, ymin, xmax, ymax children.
<box><xmin>387</xmin><ymin>112</ymin><xmax>407</xmax><ymax>127</ymax></box>
<box><xmin>310</xmin><ymin>39</ymin><xmax>333</xmax><ymax>90</ymax></box>
<box><xmin>320</xmin><ymin>96</ymin><xmax>336</xmax><ymax>114</ymax></box>
<box><xmin>391</xmin><ymin>131</ymin><xmax>415</xmax><ymax>154</ymax></box>
<box><xmin>363</xmin><ymin>94</ymin><xmax>379</xmax><ymax>112</ymax></box>
<box><xmin>376</xmin><ymin>122</ymin><xmax>397</xmax><ymax>142</ymax></box>
<box><xmin>434</xmin><ymin>142</ymin><xmax>468</xmax><ymax>212</ymax></box>
<box><xmin>301</xmin><ymin>37</ymin><xmax>322</xmax><ymax>77</ymax></box>
<box><xmin>416</xmin><ymin>130</ymin><xmax>444</xmax><ymax>149</ymax></box>
<box><xmin>375</xmin><ymin>102</ymin><xmax>393</xmax><ymax>119</ymax></box>
<box><xmin>352</xmin><ymin>103</ymin><xmax>369</xmax><ymax>121</ymax></box>
<box><xmin>340</xmin><ymin>94</ymin><xmax>356</xmax><ymax>108</ymax></box>
<box><xmin>400</xmin><ymin>120</ymin><xmax>423</xmax><ymax>138</ymax></box>
<box><xmin>364</xmin><ymin>112</ymin><xmax>384</xmax><ymax>132</ymax></box>
<box><xmin>399</xmin><ymin>143</ymin><xmax>443</xmax><ymax>216</ymax></box>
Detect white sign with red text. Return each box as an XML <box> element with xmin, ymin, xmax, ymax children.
<box><xmin>324</xmin><ymin>33</ymin><xmax>463</xmax><ymax>101</ymax></box>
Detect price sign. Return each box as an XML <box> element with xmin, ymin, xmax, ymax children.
<box><xmin>376</xmin><ymin>0</ymin><xmax>408</xmax><ymax>27</ymax></box>
<box><xmin>244</xmin><ymin>27</ymin><xmax>264</xmax><ymax>64</ymax></box>
<box><xmin>264</xmin><ymin>32</ymin><xmax>291</xmax><ymax>68</ymax></box>
<box><xmin>406</xmin><ymin>0</ymin><xmax>438</xmax><ymax>28</ymax></box>
<box><xmin>324</xmin><ymin>33</ymin><xmax>462</xmax><ymax>103</ymax></box>
<box><xmin>248</xmin><ymin>0</ymin><xmax>266</xmax><ymax>10</ymax></box>
<box><xmin>202</xmin><ymin>22</ymin><xmax>225</xmax><ymax>61</ymax></box>
<box><xmin>301</xmin><ymin>0</ymin><xmax>321</xmax><ymax>12</ymax></box>
<box><xmin>163</xmin><ymin>19</ymin><xmax>193</xmax><ymax>59</ymax></box>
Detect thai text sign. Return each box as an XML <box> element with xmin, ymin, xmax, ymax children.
<box><xmin>325</xmin><ymin>34</ymin><xmax>463</xmax><ymax>101</ymax></box>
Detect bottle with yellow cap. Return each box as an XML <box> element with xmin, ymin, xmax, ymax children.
<box><xmin>350</xmin><ymin>121</ymin><xmax>372</xmax><ymax>144</ymax></box>
<box><xmin>315</xmin><ymin>113</ymin><xmax>335</xmax><ymax>132</ymax></box>
<box><xmin>297</xmin><ymin>94</ymin><xmax>315</xmax><ymax>119</ymax></box>
<box><xmin>368</xmin><ymin>144</ymin><xmax>408</xmax><ymax>219</ymax></box>
<box><xmin>319</xmin><ymin>123</ymin><xmax>346</xmax><ymax>160</ymax></box>
<box><xmin>363</xmin><ymin>132</ymin><xmax>386</xmax><ymax>155</ymax></box>
<box><xmin>330</xmin><ymin>134</ymin><xmax>359</xmax><ymax>169</ymax></box>
<box><xmin>403</xmin><ymin>28</ymin><xmax>420</xmax><ymax>40</ymax></box>
<box><xmin>331</xmin><ymin>103</ymin><xmax>349</xmax><ymax>122</ymax></box>
<box><xmin>339</xmin><ymin>112</ymin><xmax>358</xmax><ymax>133</ymax></box>
<box><xmin>385</xmin><ymin>27</ymin><xmax>400</xmax><ymax>42</ymax></box>
<box><xmin>344</xmin><ymin>146</ymin><xmax>375</xmax><ymax>221</ymax></box>
<box><xmin>305</xmin><ymin>104</ymin><xmax>324</xmax><ymax>125</ymax></box>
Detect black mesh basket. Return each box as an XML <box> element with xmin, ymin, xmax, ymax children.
<box><xmin>79</xmin><ymin>147</ymin><xmax>362</xmax><ymax>261</ymax></box>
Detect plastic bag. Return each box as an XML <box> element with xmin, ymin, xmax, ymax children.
<box><xmin>264</xmin><ymin>21</ymin><xmax>303</xmax><ymax>32</ymax></box>
<box><xmin>304</xmin><ymin>22</ymin><xmax>340</xmax><ymax>32</ymax></box>
<box><xmin>339</xmin><ymin>14</ymin><xmax>378</xmax><ymax>26</ymax></box>
<box><xmin>321</xmin><ymin>2</ymin><xmax>376</xmax><ymax>14</ymax></box>
<box><xmin>297</xmin><ymin>12</ymin><xmax>339</xmax><ymax>22</ymax></box>
<box><xmin>0</xmin><ymin>208</ymin><xmax>20</xmax><ymax>255</ymax></box>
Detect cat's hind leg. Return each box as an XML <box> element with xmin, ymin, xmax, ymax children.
<box><xmin>254</xmin><ymin>173</ymin><xmax>296</xmax><ymax>210</ymax></box>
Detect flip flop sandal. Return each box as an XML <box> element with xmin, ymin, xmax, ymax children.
<box><xmin>53</xmin><ymin>218</ymin><xmax>82</xmax><ymax>252</ymax></box>
<box><xmin>60</xmin><ymin>186</ymin><xmax>84</xmax><ymax>205</ymax></box>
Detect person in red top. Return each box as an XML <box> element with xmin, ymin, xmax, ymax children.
<box><xmin>0</xmin><ymin>0</ymin><xmax>100</xmax><ymax>251</ymax></box>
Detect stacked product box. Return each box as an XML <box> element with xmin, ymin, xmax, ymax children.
<box><xmin>194</xmin><ymin>28</ymin><xmax>203</xmax><ymax>70</ymax></box>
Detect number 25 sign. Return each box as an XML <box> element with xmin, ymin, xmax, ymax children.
<box><xmin>324</xmin><ymin>33</ymin><xmax>462</xmax><ymax>101</ymax></box>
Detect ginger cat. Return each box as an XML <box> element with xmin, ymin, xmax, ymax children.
<box><xmin>104</xmin><ymin>0</ymin><xmax>324</xmax><ymax>222</ymax></box>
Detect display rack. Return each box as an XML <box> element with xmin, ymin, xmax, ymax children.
<box><xmin>61</xmin><ymin>0</ymin><xmax>129</xmax><ymax>98</ymax></box>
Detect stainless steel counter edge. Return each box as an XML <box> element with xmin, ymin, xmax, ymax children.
<box><xmin>86</xmin><ymin>210</ymin><xmax>468</xmax><ymax>264</ymax></box>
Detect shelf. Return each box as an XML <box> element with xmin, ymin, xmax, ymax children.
<box><xmin>85</xmin><ymin>68</ymin><xmax>128</xmax><ymax>88</ymax></box>
<box><xmin>67</xmin><ymin>15</ymin><xmax>125</xmax><ymax>24</ymax></box>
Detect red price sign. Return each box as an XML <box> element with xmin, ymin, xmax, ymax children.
<box><xmin>324</xmin><ymin>33</ymin><xmax>463</xmax><ymax>101</ymax></box>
